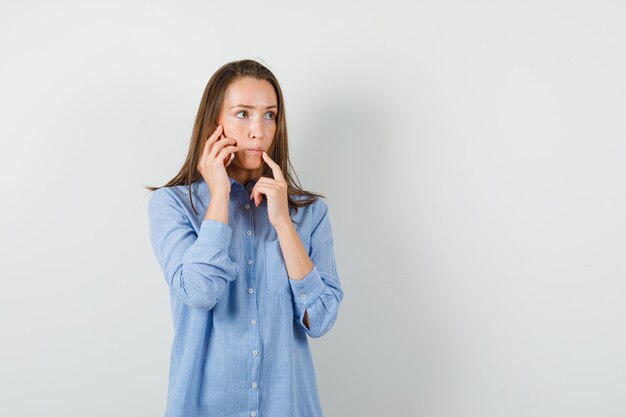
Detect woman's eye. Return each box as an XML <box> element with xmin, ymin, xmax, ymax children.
<box><xmin>235</xmin><ymin>110</ymin><xmax>275</xmax><ymax>119</ymax></box>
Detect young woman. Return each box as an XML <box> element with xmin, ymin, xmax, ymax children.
<box><xmin>146</xmin><ymin>59</ymin><xmax>344</xmax><ymax>417</ymax></box>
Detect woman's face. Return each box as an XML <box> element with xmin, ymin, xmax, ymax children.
<box><xmin>217</xmin><ymin>77</ymin><xmax>278</xmax><ymax>176</ymax></box>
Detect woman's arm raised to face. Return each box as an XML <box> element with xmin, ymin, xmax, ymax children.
<box><xmin>198</xmin><ymin>124</ymin><xmax>239</xmax><ymax>225</ymax></box>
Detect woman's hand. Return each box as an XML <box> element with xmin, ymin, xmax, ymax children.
<box><xmin>250</xmin><ymin>152</ymin><xmax>291</xmax><ymax>228</ymax></box>
<box><xmin>197</xmin><ymin>125</ymin><xmax>239</xmax><ymax>196</ymax></box>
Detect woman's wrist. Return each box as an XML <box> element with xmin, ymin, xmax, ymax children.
<box><xmin>205</xmin><ymin>192</ymin><xmax>230</xmax><ymax>223</ymax></box>
<box><xmin>273</xmin><ymin>218</ymin><xmax>295</xmax><ymax>236</ymax></box>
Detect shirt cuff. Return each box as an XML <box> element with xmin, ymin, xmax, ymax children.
<box><xmin>288</xmin><ymin>265</ymin><xmax>326</xmax><ymax>306</ymax></box>
<box><xmin>196</xmin><ymin>219</ymin><xmax>233</xmax><ymax>252</ymax></box>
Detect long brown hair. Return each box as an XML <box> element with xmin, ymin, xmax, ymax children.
<box><xmin>145</xmin><ymin>59</ymin><xmax>323</xmax><ymax>217</ymax></box>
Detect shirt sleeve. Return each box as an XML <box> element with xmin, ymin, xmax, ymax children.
<box><xmin>288</xmin><ymin>198</ymin><xmax>344</xmax><ymax>338</ymax></box>
<box><xmin>148</xmin><ymin>188</ymin><xmax>240</xmax><ymax>311</ymax></box>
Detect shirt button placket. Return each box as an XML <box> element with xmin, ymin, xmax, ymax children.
<box><xmin>243</xmin><ymin>185</ymin><xmax>260</xmax><ymax>416</ymax></box>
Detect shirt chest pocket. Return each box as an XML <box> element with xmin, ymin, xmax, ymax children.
<box><xmin>264</xmin><ymin>240</ymin><xmax>292</xmax><ymax>298</ymax></box>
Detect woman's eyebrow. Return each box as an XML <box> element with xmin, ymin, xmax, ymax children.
<box><xmin>231</xmin><ymin>104</ymin><xmax>278</xmax><ymax>109</ymax></box>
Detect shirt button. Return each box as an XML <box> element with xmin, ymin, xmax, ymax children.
<box><xmin>248</xmin><ymin>288</ymin><xmax>254</xmax><ymax>294</ymax></box>
<box><xmin>247</xmin><ymin>259</ymin><xmax>253</xmax><ymax>265</ymax></box>
<box><xmin>251</xmin><ymin>412</ymin><xmax>257</xmax><ymax>417</ymax></box>
<box><xmin>245</xmin><ymin>204</ymin><xmax>251</xmax><ymax>209</ymax></box>
<box><xmin>246</xmin><ymin>230</ymin><xmax>252</xmax><ymax>236</ymax></box>
<box><xmin>250</xmin><ymin>319</ymin><xmax>257</xmax><ymax>325</ymax></box>
<box><xmin>301</xmin><ymin>294</ymin><xmax>307</xmax><ymax>300</ymax></box>
<box><xmin>252</xmin><ymin>350</ymin><xmax>258</xmax><ymax>356</ymax></box>
<box><xmin>251</xmin><ymin>382</ymin><xmax>258</xmax><ymax>389</ymax></box>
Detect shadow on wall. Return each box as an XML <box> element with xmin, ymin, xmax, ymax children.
<box><xmin>297</xmin><ymin>89</ymin><xmax>420</xmax><ymax>415</ymax></box>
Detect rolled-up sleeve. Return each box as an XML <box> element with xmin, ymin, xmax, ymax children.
<box><xmin>289</xmin><ymin>198</ymin><xmax>344</xmax><ymax>338</ymax></box>
<box><xmin>148</xmin><ymin>188</ymin><xmax>240</xmax><ymax>311</ymax></box>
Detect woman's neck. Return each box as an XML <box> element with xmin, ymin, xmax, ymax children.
<box><xmin>227</xmin><ymin>166</ymin><xmax>263</xmax><ymax>185</ymax></box>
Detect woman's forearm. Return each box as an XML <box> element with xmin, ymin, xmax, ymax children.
<box><xmin>274</xmin><ymin>221</ymin><xmax>314</xmax><ymax>281</ymax></box>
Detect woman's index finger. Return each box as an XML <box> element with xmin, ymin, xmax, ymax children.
<box><xmin>206</xmin><ymin>125</ymin><xmax>223</xmax><ymax>143</ymax></box>
<box><xmin>262</xmin><ymin>152</ymin><xmax>285</xmax><ymax>181</ymax></box>
<box><xmin>203</xmin><ymin>125</ymin><xmax>223</xmax><ymax>154</ymax></box>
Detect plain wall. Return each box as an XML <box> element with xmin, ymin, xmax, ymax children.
<box><xmin>1</xmin><ymin>1</ymin><xmax>625</xmax><ymax>416</ymax></box>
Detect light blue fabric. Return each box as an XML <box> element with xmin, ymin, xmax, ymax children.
<box><xmin>148</xmin><ymin>176</ymin><xmax>344</xmax><ymax>417</ymax></box>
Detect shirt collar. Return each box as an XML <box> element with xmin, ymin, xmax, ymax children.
<box><xmin>230</xmin><ymin>176</ymin><xmax>258</xmax><ymax>191</ymax></box>
<box><xmin>195</xmin><ymin>176</ymin><xmax>257</xmax><ymax>192</ymax></box>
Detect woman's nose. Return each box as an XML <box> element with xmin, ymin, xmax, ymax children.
<box><xmin>249</xmin><ymin>117</ymin><xmax>264</xmax><ymax>140</ymax></box>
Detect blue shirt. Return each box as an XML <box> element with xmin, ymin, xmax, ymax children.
<box><xmin>147</xmin><ymin>176</ymin><xmax>344</xmax><ymax>417</ymax></box>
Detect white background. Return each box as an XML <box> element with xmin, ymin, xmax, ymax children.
<box><xmin>1</xmin><ymin>1</ymin><xmax>625</xmax><ymax>416</ymax></box>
